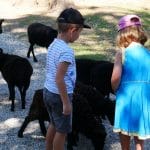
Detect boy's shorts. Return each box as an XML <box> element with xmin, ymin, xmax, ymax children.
<box><xmin>43</xmin><ymin>88</ymin><xmax>73</xmax><ymax>133</ymax></box>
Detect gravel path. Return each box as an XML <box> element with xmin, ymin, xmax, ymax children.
<box><xmin>0</xmin><ymin>33</ymin><xmax>150</xmax><ymax>150</ymax></box>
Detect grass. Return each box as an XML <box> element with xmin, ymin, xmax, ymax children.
<box><xmin>3</xmin><ymin>4</ymin><xmax>150</xmax><ymax>62</ymax></box>
<box><xmin>72</xmin><ymin>7</ymin><xmax>150</xmax><ymax>61</ymax></box>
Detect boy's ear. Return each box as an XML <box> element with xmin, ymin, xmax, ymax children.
<box><xmin>69</xmin><ymin>27</ymin><xmax>76</xmax><ymax>34</ymax></box>
<box><xmin>71</xmin><ymin>27</ymin><xmax>78</xmax><ymax>32</ymax></box>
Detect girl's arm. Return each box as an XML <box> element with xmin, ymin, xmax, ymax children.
<box><xmin>111</xmin><ymin>51</ymin><xmax>122</xmax><ymax>92</ymax></box>
<box><xmin>56</xmin><ymin>62</ymin><xmax>72</xmax><ymax>115</ymax></box>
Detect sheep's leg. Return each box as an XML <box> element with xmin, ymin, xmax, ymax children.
<box><xmin>91</xmin><ymin>131</ymin><xmax>106</xmax><ymax>150</ymax></box>
<box><xmin>8</xmin><ymin>84</ymin><xmax>15</xmax><ymax>111</ymax></box>
<box><xmin>27</xmin><ymin>44</ymin><xmax>33</xmax><ymax>58</ymax></box>
<box><xmin>88</xmin><ymin>123</ymin><xmax>106</xmax><ymax>150</ymax></box>
<box><xmin>67</xmin><ymin>132</ymin><xmax>79</xmax><ymax>150</ymax></box>
<box><xmin>18</xmin><ymin>116</ymin><xmax>31</xmax><ymax>138</ymax></box>
<box><xmin>39</xmin><ymin>119</ymin><xmax>47</xmax><ymax>137</ymax></box>
<box><xmin>27</xmin><ymin>44</ymin><xmax>37</xmax><ymax>62</ymax></box>
<box><xmin>19</xmin><ymin>87</ymin><xmax>26</xmax><ymax>109</ymax></box>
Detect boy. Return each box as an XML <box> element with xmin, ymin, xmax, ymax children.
<box><xmin>43</xmin><ymin>8</ymin><xmax>90</xmax><ymax>150</ymax></box>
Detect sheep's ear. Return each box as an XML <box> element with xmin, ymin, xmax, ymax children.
<box><xmin>0</xmin><ymin>48</ymin><xmax>3</xmax><ymax>53</ymax></box>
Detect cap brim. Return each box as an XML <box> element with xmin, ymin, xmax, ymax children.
<box><xmin>83</xmin><ymin>24</ymin><xmax>91</xmax><ymax>29</ymax></box>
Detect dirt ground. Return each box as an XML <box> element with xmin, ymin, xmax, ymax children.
<box><xmin>0</xmin><ymin>0</ymin><xmax>149</xmax><ymax>19</ymax></box>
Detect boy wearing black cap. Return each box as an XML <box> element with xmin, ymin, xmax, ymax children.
<box><xmin>43</xmin><ymin>8</ymin><xmax>90</xmax><ymax>150</ymax></box>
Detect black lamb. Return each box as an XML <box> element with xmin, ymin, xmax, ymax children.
<box><xmin>74</xmin><ymin>82</ymin><xmax>115</xmax><ymax>125</ymax></box>
<box><xmin>0</xmin><ymin>19</ymin><xmax>4</xmax><ymax>33</ymax></box>
<box><xmin>68</xmin><ymin>93</ymin><xmax>107</xmax><ymax>150</ymax></box>
<box><xmin>76</xmin><ymin>58</ymin><xmax>114</xmax><ymax>96</ymax></box>
<box><xmin>90</xmin><ymin>62</ymin><xmax>114</xmax><ymax>97</ymax></box>
<box><xmin>18</xmin><ymin>88</ymin><xmax>108</xmax><ymax>150</ymax></box>
<box><xmin>0</xmin><ymin>48</ymin><xmax>33</xmax><ymax>111</ymax></box>
<box><xmin>18</xmin><ymin>89</ymin><xmax>49</xmax><ymax>137</ymax></box>
<box><xmin>76</xmin><ymin>58</ymin><xmax>105</xmax><ymax>85</ymax></box>
<box><xmin>27</xmin><ymin>23</ymin><xmax>58</xmax><ymax>62</ymax></box>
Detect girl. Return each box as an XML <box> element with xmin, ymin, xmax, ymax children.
<box><xmin>111</xmin><ymin>14</ymin><xmax>149</xmax><ymax>150</ymax></box>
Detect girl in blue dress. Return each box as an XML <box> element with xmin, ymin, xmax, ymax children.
<box><xmin>111</xmin><ymin>14</ymin><xmax>149</xmax><ymax>150</ymax></box>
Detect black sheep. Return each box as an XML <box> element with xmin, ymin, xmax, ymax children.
<box><xmin>90</xmin><ymin>62</ymin><xmax>114</xmax><ymax>96</ymax></box>
<box><xmin>76</xmin><ymin>58</ymin><xmax>114</xmax><ymax>96</ymax></box>
<box><xmin>69</xmin><ymin>93</ymin><xmax>107</xmax><ymax>150</ymax></box>
<box><xmin>27</xmin><ymin>23</ymin><xmax>58</xmax><ymax>62</ymax></box>
<box><xmin>74</xmin><ymin>82</ymin><xmax>115</xmax><ymax>125</ymax></box>
<box><xmin>18</xmin><ymin>88</ymin><xmax>108</xmax><ymax>150</ymax></box>
<box><xmin>0</xmin><ymin>48</ymin><xmax>33</xmax><ymax>111</ymax></box>
<box><xmin>0</xmin><ymin>19</ymin><xmax>4</xmax><ymax>33</ymax></box>
<box><xmin>76</xmin><ymin>58</ymin><xmax>106</xmax><ymax>85</ymax></box>
<box><xmin>18</xmin><ymin>89</ymin><xmax>49</xmax><ymax>137</ymax></box>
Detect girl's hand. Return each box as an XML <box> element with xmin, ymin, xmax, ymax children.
<box><xmin>115</xmin><ymin>51</ymin><xmax>122</xmax><ymax>63</ymax></box>
<box><xmin>111</xmin><ymin>51</ymin><xmax>122</xmax><ymax>92</ymax></box>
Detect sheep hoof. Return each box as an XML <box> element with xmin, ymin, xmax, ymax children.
<box><xmin>11</xmin><ymin>107</ymin><xmax>14</xmax><ymax>111</ymax></box>
<box><xmin>27</xmin><ymin>54</ymin><xmax>30</xmax><ymax>58</ymax></box>
<box><xmin>34</xmin><ymin>58</ymin><xmax>38</xmax><ymax>62</ymax></box>
<box><xmin>18</xmin><ymin>131</ymin><xmax>23</xmax><ymax>138</ymax></box>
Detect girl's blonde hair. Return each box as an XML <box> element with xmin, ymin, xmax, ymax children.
<box><xmin>116</xmin><ymin>26</ymin><xmax>148</xmax><ymax>48</ymax></box>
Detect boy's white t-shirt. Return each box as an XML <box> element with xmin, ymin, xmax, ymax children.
<box><xmin>44</xmin><ymin>38</ymin><xmax>76</xmax><ymax>94</ymax></box>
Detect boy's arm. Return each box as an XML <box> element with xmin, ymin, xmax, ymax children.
<box><xmin>56</xmin><ymin>61</ymin><xmax>72</xmax><ymax>115</ymax></box>
<box><xmin>111</xmin><ymin>51</ymin><xmax>122</xmax><ymax>92</ymax></box>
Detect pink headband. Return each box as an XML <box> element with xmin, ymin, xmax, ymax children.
<box><xmin>118</xmin><ymin>15</ymin><xmax>142</xmax><ymax>31</ymax></box>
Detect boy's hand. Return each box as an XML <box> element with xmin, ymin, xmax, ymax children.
<box><xmin>63</xmin><ymin>101</ymin><xmax>72</xmax><ymax>115</ymax></box>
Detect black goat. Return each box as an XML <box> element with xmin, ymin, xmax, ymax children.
<box><xmin>76</xmin><ymin>58</ymin><xmax>114</xmax><ymax>96</ymax></box>
<box><xmin>17</xmin><ymin>90</ymin><xmax>111</xmax><ymax>149</ymax></box>
<box><xmin>0</xmin><ymin>19</ymin><xmax>4</xmax><ymax>33</ymax></box>
<box><xmin>27</xmin><ymin>23</ymin><xmax>58</xmax><ymax>62</ymax></box>
<box><xmin>0</xmin><ymin>48</ymin><xmax>33</xmax><ymax>111</ymax></box>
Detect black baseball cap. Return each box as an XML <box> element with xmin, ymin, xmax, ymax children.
<box><xmin>57</xmin><ymin>8</ymin><xmax>91</xmax><ymax>29</ymax></box>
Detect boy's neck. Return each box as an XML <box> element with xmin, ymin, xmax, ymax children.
<box><xmin>57</xmin><ymin>33</ymin><xmax>70</xmax><ymax>43</ymax></box>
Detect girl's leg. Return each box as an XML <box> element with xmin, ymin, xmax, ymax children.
<box><xmin>134</xmin><ymin>136</ymin><xmax>144</xmax><ymax>150</ymax></box>
<box><xmin>119</xmin><ymin>133</ymin><xmax>130</xmax><ymax>150</ymax></box>
<box><xmin>45</xmin><ymin>124</ymin><xmax>56</xmax><ymax>150</ymax></box>
<box><xmin>53</xmin><ymin>132</ymin><xmax>67</xmax><ymax>150</ymax></box>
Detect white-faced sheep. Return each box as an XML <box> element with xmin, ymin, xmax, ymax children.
<box><xmin>27</xmin><ymin>23</ymin><xmax>58</xmax><ymax>62</ymax></box>
<box><xmin>0</xmin><ymin>19</ymin><xmax>4</xmax><ymax>33</ymax></box>
<box><xmin>0</xmin><ymin>48</ymin><xmax>33</xmax><ymax>111</ymax></box>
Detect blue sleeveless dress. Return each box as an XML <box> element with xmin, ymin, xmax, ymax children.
<box><xmin>113</xmin><ymin>42</ymin><xmax>150</xmax><ymax>139</ymax></box>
